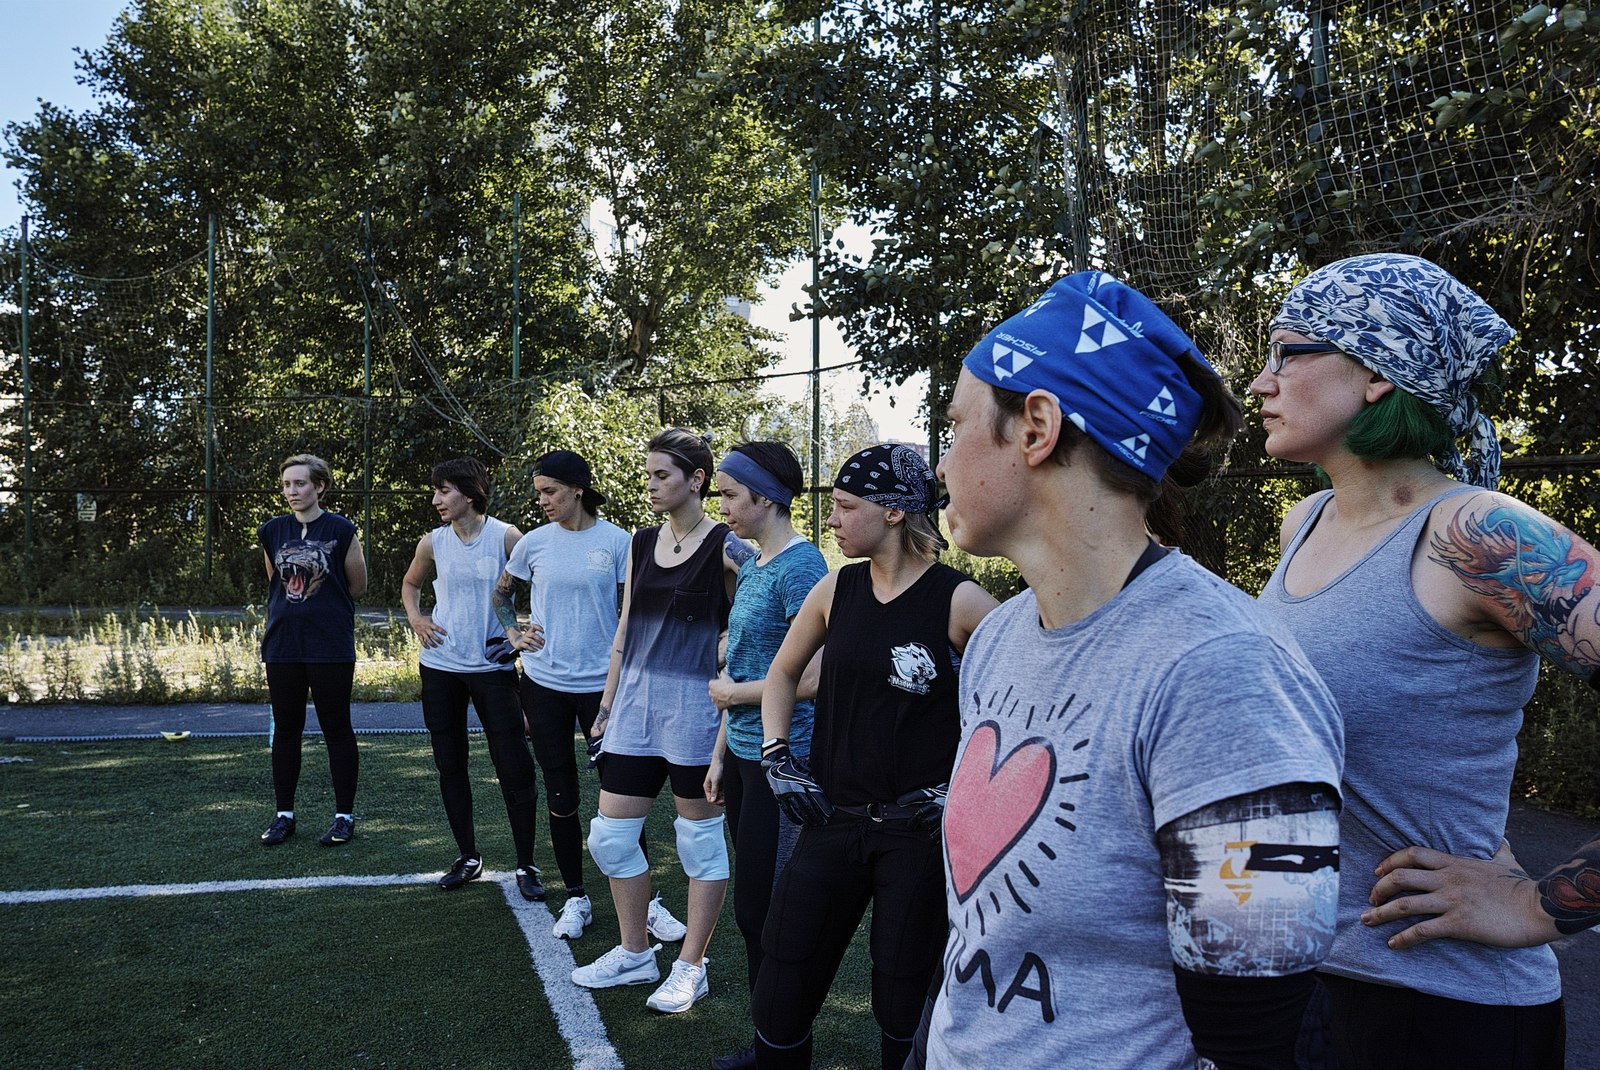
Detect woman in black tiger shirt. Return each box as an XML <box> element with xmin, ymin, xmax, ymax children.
<box><xmin>747</xmin><ymin>444</ymin><xmax>997</xmax><ymax>1070</ymax></box>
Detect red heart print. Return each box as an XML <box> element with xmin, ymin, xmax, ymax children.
<box><xmin>946</xmin><ymin>721</ymin><xmax>1058</xmax><ymax>903</ymax></box>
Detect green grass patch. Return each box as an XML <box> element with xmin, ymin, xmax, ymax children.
<box><xmin>0</xmin><ymin>735</ymin><xmax>880</xmax><ymax>1069</ymax></box>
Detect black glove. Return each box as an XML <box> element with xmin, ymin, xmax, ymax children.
<box><xmin>484</xmin><ymin>635</ymin><xmax>517</xmax><ymax>665</ymax></box>
<box><xmin>762</xmin><ymin>745</ymin><xmax>834</xmax><ymax>827</ymax></box>
<box><xmin>586</xmin><ymin>733</ymin><xmax>605</xmax><ymax>772</ymax></box>
<box><xmin>897</xmin><ymin>783</ymin><xmax>948</xmax><ymax>839</ymax></box>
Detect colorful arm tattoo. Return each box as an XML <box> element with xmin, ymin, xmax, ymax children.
<box><xmin>491</xmin><ymin>570</ymin><xmax>524</xmax><ymax>634</ymax></box>
<box><xmin>1157</xmin><ymin>782</ymin><xmax>1341</xmax><ymax>976</ymax></box>
<box><xmin>1427</xmin><ymin>497</ymin><xmax>1600</xmax><ymax>682</ymax></box>
<box><xmin>1539</xmin><ymin>838</ymin><xmax>1600</xmax><ymax>935</ymax></box>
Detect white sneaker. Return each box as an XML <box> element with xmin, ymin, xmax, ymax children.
<box><xmin>645</xmin><ymin>957</ymin><xmax>709</xmax><ymax>1013</ymax></box>
<box><xmin>646</xmin><ymin>893</ymin><xmax>688</xmax><ymax>942</ymax></box>
<box><xmin>551</xmin><ymin>894</ymin><xmax>592</xmax><ymax>940</ymax></box>
<box><xmin>571</xmin><ymin>943</ymin><xmax>661</xmax><ymax>989</ymax></box>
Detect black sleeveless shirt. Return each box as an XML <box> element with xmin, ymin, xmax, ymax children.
<box><xmin>811</xmin><ymin>561</ymin><xmax>969</xmax><ymax>806</ymax></box>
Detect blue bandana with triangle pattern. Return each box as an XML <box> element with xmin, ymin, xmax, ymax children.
<box><xmin>962</xmin><ymin>271</ymin><xmax>1213</xmax><ymax>480</ymax></box>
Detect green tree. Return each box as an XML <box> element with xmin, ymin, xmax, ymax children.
<box><xmin>1</xmin><ymin>0</ymin><xmax>817</xmax><ymax>601</ymax></box>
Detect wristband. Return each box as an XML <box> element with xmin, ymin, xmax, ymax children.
<box><xmin>761</xmin><ymin>737</ymin><xmax>788</xmax><ymax>753</ymax></box>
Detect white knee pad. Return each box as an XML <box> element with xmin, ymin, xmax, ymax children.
<box><xmin>675</xmin><ymin>814</ymin><xmax>729</xmax><ymax>881</ymax></box>
<box><xmin>588</xmin><ymin>814</ymin><xmax>649</xmax><ymax>879</ymax></box>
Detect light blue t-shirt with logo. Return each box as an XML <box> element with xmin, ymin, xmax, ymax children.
<box><xmin>724</xmin><ymin>537</ymin><xmax>828</xmax><ymax>760</ymax></box>
<box><xmin>504</xmin><ymin>518</ymin><xmax>630</xmax><ymax>693</ymax></box>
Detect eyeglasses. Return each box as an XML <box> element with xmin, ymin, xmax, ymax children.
<box><xmin>1267</xmin><ymin>340</ymin><xmax>1341</xmax><ymax>374</ymax></box>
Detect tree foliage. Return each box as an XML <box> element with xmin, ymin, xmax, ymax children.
<box><xmin>0</xmin><ymin>0</ymin><xmax>815</xmax><ymax>602</ymax></box>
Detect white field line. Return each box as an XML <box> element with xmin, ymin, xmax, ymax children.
<box><xmin>0</xmin><ymin>871</ymin><xmax>440</xmax><ymax>903</ymax></box>
<box><xmin>498</xmin><ymin>878</ymin><xmax>625</xmax><ymax>1070</ymax></box>
<box><xmin>0</xmin><ymin>870</ymin><xmax>627</xmax><ymax>1070</ymax></box>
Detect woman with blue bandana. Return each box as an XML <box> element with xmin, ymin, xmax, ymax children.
<box><xmin>702</xmin><ymin>441</ymin><xmax>828</xmax><ymax>1070</ymax></box>
<box><xmin>918</xmin><ymin>271</ymin><xmax>1345</xmax><ymax>1070</ymax></box>
<box><xmin>1252</xmin><ymin>253</ymin><xmax>1600</xmax><ymax>1068</ymax></box>
<box><xmin>749</xmin><ymin>443</ymin><xmax>997</xmax><ymax>1070</ymax></box>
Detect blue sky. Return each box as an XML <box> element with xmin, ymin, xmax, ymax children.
<box><xmin>0</xmin><ymin>0</ymin><xmax>130</xmax><ymax>231</ymax></box>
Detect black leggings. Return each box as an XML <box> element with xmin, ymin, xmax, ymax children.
<box><xmin>265</xmin><ymin>661</ymin><xmax>357</xmax><ymax>813</ymax></box>
<box><xmin>518</xmin><ymin>676</ymin><xmax>603</xmax><ymax>893</ymax></box>
<box><xmin>420</xmin><ymin>664</ymin><xmax>539</xmax><ymax>867</ymax></box>
<box><xmin>1320</xmin><ymin>972</ymin><xmax>1565</xmax><ymax>1070</ymax></box>
<box><xmin>752</xmin><ymin>816</ymin><xmax>948</xmax><ymax>1070</ymax></box>
<box><xmin>724</xmin><ymin>748</ymin><xmax>800</xmax><ymax>992</ymax></box>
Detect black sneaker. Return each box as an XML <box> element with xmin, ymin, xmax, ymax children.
<box><xmin>260</xmin><ymin>815</ymin><xmax>295</xmax><ymax>846</ymax></box>
<box><xmin>319</xmin><ymin>815</ymin><xmax>355</xmax><ymax>846</ymax></box>
<box><xmin>515</xmin><ymin>865</ymin><xmax>546</xmax><ymax>902</ymax></box>
<box><xmin>710</xmin><ymin>1042</ymin><xmax>757</xmax><ymax>1070</ymax></box>
<box><xmin>439</xmin><ymin>855</ymin><xmax>483</xmax><ymax>891</ymax></box>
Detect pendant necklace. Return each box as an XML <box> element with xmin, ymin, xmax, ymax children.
<box><xmin>669</xmin><ymin>513</ymin><xmax>706</xmax><ymax>554</ymax></box>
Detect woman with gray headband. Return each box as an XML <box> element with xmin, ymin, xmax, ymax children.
<box><xmin>702</xmin><ymin>441</ymin><xmax>828</xmax><ymax>1070</ymax></box>
<box><xmin>1252</xmin><ymin>253</ymin><xmax>1600</xmax><ymax>1067</ymax></box>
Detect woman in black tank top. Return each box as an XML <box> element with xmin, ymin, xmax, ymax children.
<box><xmin>743</xmin><ymin>445</ymin><xmax>997</xmax><ymax>1070</ymax></box>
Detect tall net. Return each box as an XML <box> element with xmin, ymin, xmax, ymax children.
<box><xmin>1040</xmin><ymin>0</ymin><xmax>1598</xmax><ymax>579</ymax></box>
<box><xmin>1049</xmin><ymin>0</ymin><xmax>1596</xmax><ymax>367</ymax></box>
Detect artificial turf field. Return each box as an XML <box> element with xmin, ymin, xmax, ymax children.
<box><xmin>0</xmin><ymin>735</ymin><xmax>881</xmax><ymax>1069</ymax></box>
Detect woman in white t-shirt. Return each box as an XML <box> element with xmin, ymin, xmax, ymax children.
<box><xmin>493</xmin><ymin>450</ymin><xmax>682</xmax><ymax>944</ymax></box>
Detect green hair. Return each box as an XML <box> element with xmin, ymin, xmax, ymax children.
<box><xmin>1345</xmin><ymin>387</ymin><xmax>1454</xmax><ymax>462</ymax></box>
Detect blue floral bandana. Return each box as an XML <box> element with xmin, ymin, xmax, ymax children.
<box><xmin>1272</xmin><ymin>253</ymin><xmax>1513</xmax><ymax>489</ymax></box>
<box><xmin>961</xmin><ymin>271</ymin><xmax>1212</xmax><ymax>481</ymax></box>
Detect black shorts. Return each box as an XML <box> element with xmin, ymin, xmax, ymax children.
<box><xmin>600</xmin><ymin>751</ymin><xmax>710</xmax><ymax>801</ymax></box>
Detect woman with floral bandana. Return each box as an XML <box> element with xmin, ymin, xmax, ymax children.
<box><xmin>1252</xmin><ymin>253</ymin><xmax>1600</xmax><ymax>1068</ymax></box>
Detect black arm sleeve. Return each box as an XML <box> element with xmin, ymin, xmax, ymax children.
<box><xmin>1172</xmin><ymin>966</ymin><xmax>1316</xmax><ymax>1070</ymax></box>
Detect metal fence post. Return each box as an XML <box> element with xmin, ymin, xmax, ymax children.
<box><xmin>512</xmin><ymin>190</ymin><xmax>521</xmax><ymax>380</ymax></box>
<box><xmin>19</xmin><ymin>215</ymin><xmax>32</xmax><ymax>584</ymax></box>
<box><xmin>204</xmin><ymin>214</ymin><xmax>216</xmax><ymax>581</ymax></box>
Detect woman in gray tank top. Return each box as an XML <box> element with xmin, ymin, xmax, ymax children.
<box><xmin>570</xmin><ymin>428</ymin><xmax>746</xmax><ymax>1016</ymax></box>
<box><xmin>1251</xmin><ymin>254</ymin><xmax>1600</xmax><ymax>1068</ymax></box>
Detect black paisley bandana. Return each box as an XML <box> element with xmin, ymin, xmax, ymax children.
<box><xmin>834</xmin><ymin>444</ymin><xmax>944</xmax><ymax>514</ymax></box>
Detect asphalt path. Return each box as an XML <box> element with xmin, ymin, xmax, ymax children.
<box><xmin>4</xmin><ymin>699</ymin><xmax>1597</xmax><ymax>1063</ymax></box>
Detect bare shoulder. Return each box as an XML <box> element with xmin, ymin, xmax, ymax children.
<box><xmin>1279</xmin><ymin>494</ymin><xmax>1322</xmax><ymax>552</ymax></box>
<box><xmin>806</xmin><ymin>569</ymin><xmax>841</xmax><ymax>625</ymax></box>
<box><xmin>950</xmin><ymin>578</ymin><xmax>1000</xmax><ymax>650</ymax></box>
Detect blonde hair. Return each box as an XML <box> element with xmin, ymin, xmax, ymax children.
<box><xmin>279</xmin><ymin>453</ymin><xmax>332</xmax><ymax>494</ymax></box>
<box><xmin>896</xmin><ymin>510</ymin><xmax>946</xmax><ymax>561</ymax></box>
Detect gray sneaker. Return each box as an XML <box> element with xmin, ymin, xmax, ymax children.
<box><xmin>572</xmin><ymin>943</ymin><xmax>661</xmax><ymax>989</ymax></box>
<box><xmin>646</xmin><ymin>894</ymin><xmax>687</xmax><ymax>942</ymax></box>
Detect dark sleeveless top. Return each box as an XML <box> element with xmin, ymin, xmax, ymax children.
<box><xmin>606</xmin><ymin>521</ymin><xmax>733</xmax><ymax>764</ymax></box>
<box><xmin>258</xmin><ymin>511</ymin><xmax>357</xmax><ymax>663</ymax></box>
<box><xmin>811</xmin><ymin>561</ymin><xmax>969</xmax><ymax>805</ymax></box>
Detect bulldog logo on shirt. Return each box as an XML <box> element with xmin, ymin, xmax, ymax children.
<box><xmin>887</xmin><ymin>642</ymin><xmax>937</xmax><ymax>694</ymax></box>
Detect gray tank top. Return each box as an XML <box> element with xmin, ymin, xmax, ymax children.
<box><xmin>1259</xmin><ymin>488</ymin><xmax>1557</xmax><ymax>1005</ymax></box>
<box><xmin>418</xmin><ymin>516</ymin><xmax>511</xmax><ymax>675</ymax></box>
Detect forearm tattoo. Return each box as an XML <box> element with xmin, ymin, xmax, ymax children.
<box><xmin>1427</xmin><ymin>498</ymin><xmax>1600</xmax><ymax>680</ymax></box>
<box><xmin>491</xmin><ymin>572</ymin><xmax>523</xmax><ymax>633</ymax></box>
<box><xmin>1539</xmin><ymin>838</ymin><xmax>1600</xmax><ymax>935</ymax></box>
<box><xmin>1158</xmin><ymin>782</ymin><xmax>1341</xmax><ymax>977</ymax></box>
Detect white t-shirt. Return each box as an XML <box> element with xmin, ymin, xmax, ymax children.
<box><xmin>927</xmin><ymin>552</ymin><xmax>1343</xmax><ymax>1070</ymax></box>
<box><xmin>504</xmin><ymin>518</ymin><xmax>630</xmax><ymax>692</ymax></box>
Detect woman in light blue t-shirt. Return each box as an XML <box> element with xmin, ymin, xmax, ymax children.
<box><xmin>492</xmin><ymin>450</ymin><xmax>682</xmax><ymax>945</ymax></box>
